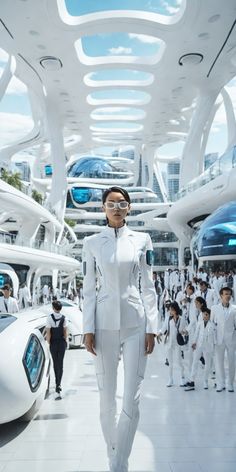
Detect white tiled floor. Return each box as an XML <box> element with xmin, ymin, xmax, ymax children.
<box><xmin>0</xmin><ymin>344</ymin><xmax>236</xmax><ymax>472</ymax></box>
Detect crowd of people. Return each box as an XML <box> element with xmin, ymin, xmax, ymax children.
<box><xmin>154</xmin><ymin>267</ymin><xmax>236</xmax><ymax>393</ymax></box>
<box><xmin>0</xmin><ymin>282</ymin><xmax>83</xmax><ymax>312</ymax></box>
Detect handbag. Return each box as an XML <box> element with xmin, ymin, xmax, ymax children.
<box><xmin>176</xmin><ymin>332</ymin><xmax>189</xmax><ymax>346</ymax></box>
<box><xmin>176</xmin><ymin>318</ymin><xmax>189</xmax><ymax>346</ymax></box>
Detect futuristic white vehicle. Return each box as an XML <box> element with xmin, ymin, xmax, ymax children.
<box><xmin>0</xmin><ymin>312</ymin><xmax>50</xmax><ymax>424</ymax></box>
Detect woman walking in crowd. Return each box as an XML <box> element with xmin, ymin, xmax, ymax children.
<box><xmin>157</xmin><ymin>301</ymin><xmax>187</xmax><ymax>387</ymax></box>
<box><xmin>82</xmin><ymin>186</ymin><xmax>157</xmax><ymax>472</ymax></box>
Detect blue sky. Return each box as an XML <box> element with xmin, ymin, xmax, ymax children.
<box><xmin>0</xmin><ymin>0</ymin><xmax>235</xmax><ymax>167</ymax></box>
<box><xmin>65</xmin><ymin>0</ymin><xmax>182</xmax><ymax>16</ymax></box>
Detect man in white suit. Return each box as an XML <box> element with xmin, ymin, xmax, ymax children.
<box><xmin>18</xmin><ymin>283</ymin><xmax>31</xmax><ymax>309</ymax></box>
<box><xmin>185</xmin><ymin>307</ymin><xmax>215</xmax><ymax>391</ymax></box>
<box><xmin>196</xmin><ymin>280</ymin><xmax>217</xmax><ymax>309</ymax></box>
<box><xmin>211</xmin><ymin>287</ymin><xmax>236</xmax><ymax>392</ymax></box>
<box><xmin>0</xmin><ymin>285</ymin><xmax>19</xmax><ymax>314</ymax></box>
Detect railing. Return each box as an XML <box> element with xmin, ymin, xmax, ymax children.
<box><xmin>0</xmin><ymin>233</ymin><xmax>73</xmax><ymax>257</ymax></box>
<box><xmin>175</xmin><ymin>145</ymin><xmax>236</xmax><ymax>201</ymax></box>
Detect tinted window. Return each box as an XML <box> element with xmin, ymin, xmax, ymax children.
<box><xmin>45</xmin><ymin>164</ymin><xmax>53</xmax><ymax>176</ymax></box>
<box><xmin>23</xmin><ymin>334</ymin><xmax>45</xmax><ymax>392</ymax></box>
<box><xmin>71</xmin><ymin>187</ymin><xmax>103</xmax><ymax>204</ymax></box>
<box><xmin>0</xmin><ymin>314</ymin><xmax>17</xmax><ymax>332</ymax></box>
<box><xmin>196</xmin><ymin>201</ymin><xmax>236</xmax><ymax>257</ymax></box>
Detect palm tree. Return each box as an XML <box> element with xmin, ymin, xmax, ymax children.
<box><xmin>31</xmin><ymin>189</ymin><xmax>43</xmax><ymax>204</ymax></box>
<box><xmin>1</xmin><ymin>169</ymin><xmax>22</xmax><ymax>191</ymax></box>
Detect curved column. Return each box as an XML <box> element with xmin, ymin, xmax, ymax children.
<box><xmin>0</xmin><ymin>55</ymin><xmax>16</xmax><ymax>101</ymax></box>
<box><xmin>221</xmin><ymin>87</ymin><xmax>236</xmax><ymax>150</ymax></box>
<box><xmin>180</xmin><ymin>90</ymin><xmax>219</xmax><ymax>187</ymax></box>
<box><xmin>44</xmin><ymin>98</ymin><xmax>67</xmax><ymax>223</ymax></box>
<box><xmin>0</xmin><ymin>263</ymin><xmax>19</xmax><ymax>297</ymax></box>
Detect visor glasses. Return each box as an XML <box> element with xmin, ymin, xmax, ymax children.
<box><xmin>104</xmin><ymin>201</ymin><xmax>129</xmax><ymax>210</ymax></box>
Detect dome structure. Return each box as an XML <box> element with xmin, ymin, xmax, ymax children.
<box><xmin>67</xmin><ymin>156</ymin><xmax>132</xmax><ymax>179</ymax></box>
<box><xmin>197</xmin><ymin>201</ymin><xmax>236</xmax><ymax>258</ymax></box>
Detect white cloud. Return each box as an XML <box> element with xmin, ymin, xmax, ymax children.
<box><xmin>128</xmin><ymin>33</ymin><xmax>160</xmax><ymax>44</ymax></box>
<box><xmin>108</xmin><ymin>47</ymin><xmax>132</xmax><ymax>55</ymax></box>
<box><xmin>161</xmin><ymin>0</ymin><xmax>179</xmax><ymax>14</ymax></box>
<box><xmin>0</xmin><ymin>113</ymin><xmax>33</xmax><ymax>147</ymax></box>
<box><xmin>0</xmin><ymin>67</ymin><xmax>27</xmax><ymax>94</ymax></box>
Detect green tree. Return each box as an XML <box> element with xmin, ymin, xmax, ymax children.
<box><xmin>31</xmin><ymin>189</ymin><xmax>43</xmax><ymax>204</ymax></box>
<box><xmin>1</xmin><ymin>169</ymin><xmax>22</xmax><ymax>191</ymax></box>
<box><xmin>64</xmin><ymin>218</ymin><xmax>76</xmax><ymax>228</ymax></box>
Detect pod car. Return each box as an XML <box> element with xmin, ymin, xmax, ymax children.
<box><xmin>0</xmin><ymin>312</ymin><xmax>50</xmax><ymax>424</ymax></box>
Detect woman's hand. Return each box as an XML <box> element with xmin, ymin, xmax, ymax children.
<box><xmin>84</xmin><ymin>333</ymin><xmax>97</xmax><ymax>356</ymax></box>
<box><xmin>145</xmin><ymin>333</ymin><xmax>155</xmax><ymax>355</ymax></box>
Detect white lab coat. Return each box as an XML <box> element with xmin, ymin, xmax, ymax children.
<box><xmin>0</xmin><ymin>296</ymin><xmax>19</xmax><ymax>314</ymax></box>
<box><xmin>196</xmin><ymin>288</ymin><xmax>217</xmax><ymax>309</ymax></box>
<box><xmin>19</xmin><ymin>285</ymin><xmax>31</xmax><ymax>308</ymax></box>
<box><xmin>159</xmin><ymin>315</ymin><xmax>187</xmax><ymax>383</ymax></box>
<box><xmin>211</xmin><ymin>302</ymin><xmax>236</xmax><ymax>389</ymax></box>
<box><xmin>190</xmin><ymin>319</ymin><xmax>215</xmax><ymax>383</ymax></box>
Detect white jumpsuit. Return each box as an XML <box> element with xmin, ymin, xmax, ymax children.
<box><xmin>82</xmin><ymin>225</ymin><xmax>157</xmax><ymax>472</ymax></box>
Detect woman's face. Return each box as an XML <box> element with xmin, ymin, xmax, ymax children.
<box><xmin>170</xmin><ymin>307</ymin><xmax>178</xmax><ymax>317</ymax></box>
<box><xmin>195</xmin><ymin>300</ymin><xmax>202</xmax><ymax>309</ymax></box>
<box><xmin>103</xmin><ymin>191</ymin><xmax>130</xmax><ymax>227</ymax></box>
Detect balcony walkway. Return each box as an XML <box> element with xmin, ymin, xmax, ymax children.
<box><xmin>0</xmin><ymin>344</ymin><xmax>236</xmax><ymax>472</ymax></box>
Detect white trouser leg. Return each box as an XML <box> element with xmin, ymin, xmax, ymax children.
<box><xmin>203</xmin><ymin>350</ymin><xmax>214</xmax><ymax>383</ymax></box>
<box><xmin>166</xmin><ymin>347</ymin><xmax>174</xmax><ymax>381</ymax></box>
<box><xmin>226</xmin><ymin>344</ymin><xmax>235</xmax><ymax>386</ymax></box>
<box><xmin>190</xmin><ymin>347</ymin><xmax>202</xmax><ymax>381</ymax></box>
<box><xmin>94</xmin><ymin>330</ymin><xmax>120</xmax><ymax>456</ymax></box>
<box><xmin>94</xmin><ymin>326</ymin><xmax>147</xmax><ymax>472</ymax></box>
<box><xmin>215</xmin><ymin>344</ymin><xmax>226</xmax><ymax>388</ymax></box>
<box><xmin>114</xmin><ymin>325</ymin><xmax>147</xmax><ymax>471</ymax></box>
<box><xmin>176</xmin><ymin>345</ymin><xmax>185</xmax><ymax>379</ymax></box>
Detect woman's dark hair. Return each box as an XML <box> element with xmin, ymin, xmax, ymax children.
<box><xmin>195</xmin><ymin>296</ymin><xmax>207</xmax><ymax>308</ymax></box>
<box><xmin>169</xmin><ymin>301</ymin><xmax>182</xmax><ymax>316</ymax></box>
<box><xmin>102</xmin><ymin>186</ymin><xmax>131</xmax><ymax>204</ymax></box>
<box><xmin>201</xmin><ymin>306</ymin><xmax>211</xmax><ymax>315</ymax></box>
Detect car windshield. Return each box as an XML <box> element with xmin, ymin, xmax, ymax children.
<box><xmin>0</xmin><ymin>314</ymin><xmax>17</xmax><ymax>333</ymax></box>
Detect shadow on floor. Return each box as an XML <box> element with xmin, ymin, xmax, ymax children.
<box><xmin>0</xmin><ymin>420</ymin><xmax>29</xmax><ymax>446</ymax></box>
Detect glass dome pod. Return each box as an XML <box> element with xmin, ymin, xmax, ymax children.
<box><xmin>197</xmin><ymin>201</ymin><xmax>236</xmax><ymax>258</ymax></box>
<box><xmin>67</xmin><ymin>156</ymin><xmax>132</xmax><ymax>179</ymax></box>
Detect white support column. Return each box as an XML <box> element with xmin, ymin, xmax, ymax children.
<box><xmin>180</xmin><ymin>90</ymin><xmax>219</xmax><ymax>187</ymax></box>
<box><xmin>0</xmin><ymin>55</ymin><xmax>16</xmax><ymax>102</ymax></box>
<box><xmin>133</xmin><ymin>145</ymin><xmax>142</xmax><ymax>186</ymax></box>
<box><xmin>221</xmin><ymin>87</ymin><xmax>236</xmax><ymax>150</ymax></box>
<box><xmin>44</xmin><ymin>99</ymin><xmax>67</xmax><ymax>223</ymax></box>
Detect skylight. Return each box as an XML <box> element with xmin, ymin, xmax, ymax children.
<box><xmin>85</xmin><ymin>69</ymin><xmax>153</xmax><ymax>82</ymax></box>
<box><xmin>64</xmin><ymin>0</ymin><xmax>183</xmax><ymax>16</ymax></box>
<box><xmin>81</xmin><ymin>33</ymin><xmax>161</xmax><ymax>58</ymax></box>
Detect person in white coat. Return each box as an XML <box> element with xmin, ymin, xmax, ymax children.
<box><xmin>211</xmin><ymin>287</ymin><xmax>236</xmax><ymax>392</ymax></box>
<box><xmin>196</xmin><ymin>280</ymin><xmax>217</xmax><ymax>309</ymax></box>
<box><xmin>157</xmin><ymin>301</ymin><xmax>187</xmax><ymax>387</ymax></box>
<box><xmin>82</xmin><ymin>186</ymin><xmax>157</xmax><ymax>472</ymax></box>
<box><xmin>18</xmin><ymin>283</ymin><xmax>31</xmax><ymax>309</ymax></box>
<box><xmin>0</xmin><ymin>285</ymin><xmax>19</xmax><ymax>313</ymax></box>
<box><xmin>181</xmin><ymin>285</ymin><xmax>198</xmax><ymax>381</ymax></box>
<box><xmin>185</xmin><ymin>308</ymin><xmax>215</xmax><ymax>390</ymax></box>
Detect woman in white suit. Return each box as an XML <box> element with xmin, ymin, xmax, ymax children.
<box><xmin>82</xmin><ymin>186</ymin><xmax>157</xmax><ymax>472</ymax></box>
<box><xmin>157</xmin><ymin>301</ymin><xmax>188</xmax><ymax>387</ymax></box>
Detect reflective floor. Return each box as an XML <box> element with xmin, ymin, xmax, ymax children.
<box><xmin>0</xmin><ymin>344</ymin><xmax>236</xmax><ymax>472</ymax></box>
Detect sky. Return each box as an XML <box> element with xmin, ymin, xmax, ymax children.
<box><xmin>0</xmin><ymin>0</ymin><xmax>236</xmax><ymax>166</ymax></box>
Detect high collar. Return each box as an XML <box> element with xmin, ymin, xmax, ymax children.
<box><xmin>102</xmin><ymin>224</ymin><xmax>130</xmax><ymax>238</ymax></box>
